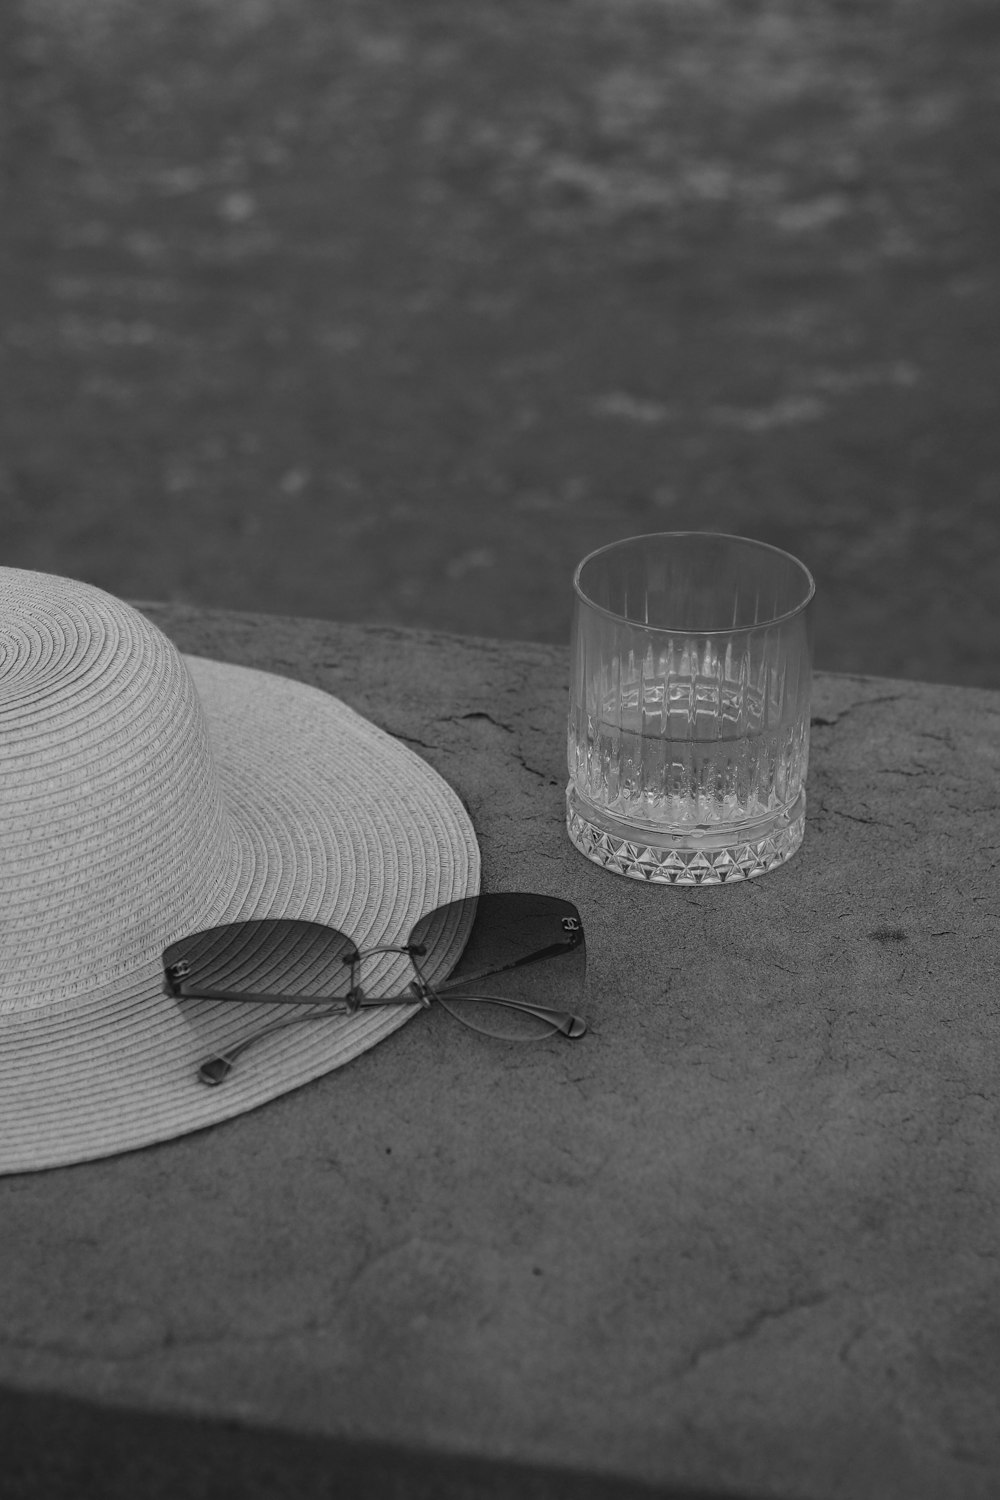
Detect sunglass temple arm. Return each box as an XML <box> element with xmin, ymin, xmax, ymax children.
<box><xmin>195</xmin><ymin>983</ymin><xmax>585</xmax><ymax>1085</ymax></box>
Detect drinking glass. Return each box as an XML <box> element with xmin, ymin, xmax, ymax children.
<box><xmin>566</xmin><ymin>532</ymin><xmax>815</xmax><ymax>884</ymax></box>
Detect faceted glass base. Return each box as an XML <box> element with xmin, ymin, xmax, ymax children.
<box><xmin>566</xmin><ymin>787</ymin><xmax>805</xmax><ymax>885</ymax></box>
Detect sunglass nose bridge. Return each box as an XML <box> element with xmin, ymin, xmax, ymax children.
<box><xmin>343</xmin><ymin>940</ymin><xmax>433</xmax><ymax>1012</ymax></box>
<box><xmin>355</xmin><ymin>941</ymin><xmax>416</xmax><ymax>961</ymax></box>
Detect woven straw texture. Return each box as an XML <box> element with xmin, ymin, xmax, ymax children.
<box><xmin>0</xmin><ymin>568</ymin><xmax>480</xmax><ymax>1174</ymax></box>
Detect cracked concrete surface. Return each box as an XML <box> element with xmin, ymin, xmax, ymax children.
<box><xmin>2</xmin><ymin>609</ymin><xmax>1000</xmax><ymax>1499</ymax></box>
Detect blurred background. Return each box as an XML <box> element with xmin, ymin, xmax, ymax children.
<box><xmin>2</xmin><ymin>0</ymin><xmax>998</xmax><ymax>686</ymax></box>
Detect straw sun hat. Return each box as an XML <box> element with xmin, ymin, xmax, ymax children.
<box><xmin>0</xmin><ymin>567</ymin><xmax>480</xmax><ymax>1174</ymax></box>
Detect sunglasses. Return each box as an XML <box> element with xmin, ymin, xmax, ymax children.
<box><xmin>162</xmin><ymin>892</ymin><xmax>587</xmax><ymax>1086</ymax></box>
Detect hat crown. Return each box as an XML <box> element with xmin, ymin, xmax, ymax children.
<box><xmin>0</xmin><ymin>569</ymin><xmax>237</xmax><ymax>1011</ymax></box>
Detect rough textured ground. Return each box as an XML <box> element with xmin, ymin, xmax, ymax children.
<box><xmin>3</xmin><ymin>609</ymin><xmax>1000</xmax><ymax>1499</ymax></box>
<box><xmin>2</xmin><ymin>0</ymin><xmax>999</xmax><ymax>685</ymax></box>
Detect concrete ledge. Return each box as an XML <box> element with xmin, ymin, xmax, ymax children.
<box><xmin>3</xmin><ymin>607</ymin><xmax>999</xmax><ymax>1500</ymax></box>
<box><xmin>0</xmin><ymin>1384</ymin><xmax>718</xmax><ymax>1500</ymax></box>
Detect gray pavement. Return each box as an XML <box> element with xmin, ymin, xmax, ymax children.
<box><xmin>2</xmin><ymin>0</ymin><xmax>999</xmax><ymax>687</ymax></box>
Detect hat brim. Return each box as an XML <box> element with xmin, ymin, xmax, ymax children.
<box><xmin>0</xmin><ymin>656</ymin><xmax>480</xmax><ymax>1174</ymax></box>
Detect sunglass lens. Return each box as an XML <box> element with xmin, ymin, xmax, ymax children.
<box><xmin>407</xmin><ymin>894</ymin><xmax>586</xmax><ymax>1041</ymax></box>
<box><xmin>163</xmin><ymin>919</ymin><xmax>358</xmax><ymax>1004</ymax></box>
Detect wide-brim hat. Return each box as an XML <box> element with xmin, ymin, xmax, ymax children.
<box><xmin>0</xmin><ymin>568</ymin><xmax>480</xmax><ymax>1174</ymax></box>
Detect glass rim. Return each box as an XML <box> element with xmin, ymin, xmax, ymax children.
<box><xmin>572</xmin><ymin>531</ymin><xmax>816</xmax><ymax>636</ymax></box>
